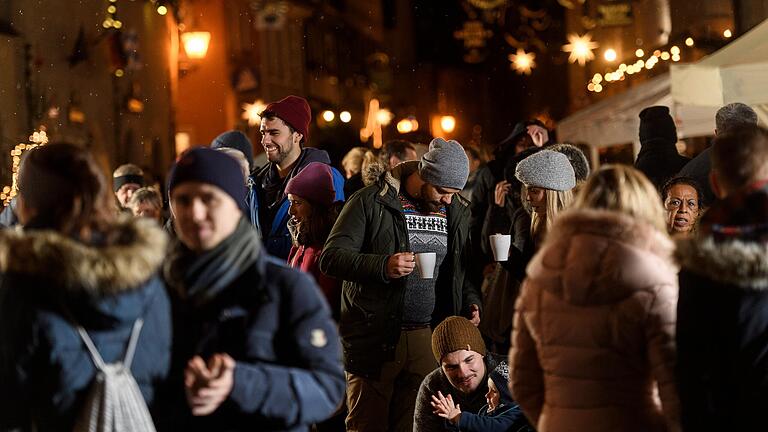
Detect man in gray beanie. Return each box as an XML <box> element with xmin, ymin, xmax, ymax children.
<box><xmin>320</xmin><ymin>137</ymin><xmax>481</xmax><ymax>432</ymax></box>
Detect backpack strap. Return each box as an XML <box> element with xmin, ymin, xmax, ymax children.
<box><xmin>76</xmin><ymin>318</ymin><xmax>144</xmax><ymax>371</ymax></box>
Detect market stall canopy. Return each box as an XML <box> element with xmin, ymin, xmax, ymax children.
<box><xmin>671</xmin><ymin>18</ymin><xmax>768</xmax><ymax>124</ymax></box>
<box><xmin>557</xmin><ymin>73</ymin><xmax>717</xmax><ymax>148</ymax></box>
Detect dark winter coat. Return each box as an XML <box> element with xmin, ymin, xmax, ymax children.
<box><xmin>164</xmin><ymin>232</ymin><xmax>345</xmax><ymax>431</ymax></box>
<box><xmin>676</xmin><ymin>180</ymin><xmax>768</xmax><ymax>431</ymax></box>
<box><xmin>254</xmin><ymin>148</ymin><xmax>345</xmax><ymax>260</ymax></box>
<box><xmin>0</xmin><ymin>217</ymin><xmax>171</xmax><ymax>431</ymax></box>
<box><xmin>319</xmin><ymin>161</ymin><xmax>482</xmax><ymax>378</ymax></box>
<box><xmin>676</xmin><ymin>147</ymin><xmax>715</xmax><ymax>206</ymax></box>
<box><xmin>634</xmin><ymin>140</ymin><xmax>690</xmax><ymax>191</ymax></box>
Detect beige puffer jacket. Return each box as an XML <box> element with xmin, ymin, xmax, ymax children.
<box><xmin>509</xmin><ymin>209</ymin><xmax>680</xmax><ymax>432</ymax></box>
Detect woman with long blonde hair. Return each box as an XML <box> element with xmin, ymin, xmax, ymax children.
<box><xmin>510</xmin><ymin>164</ymin><xmax>679</xmax><ymax>432</ymax></box>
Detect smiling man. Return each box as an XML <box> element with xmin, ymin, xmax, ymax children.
<box><xmin>320</xmin><ymin>137</ymin><xmax>481</xmax><ymax>432</ymax></box>
<box><xmin>413</xmin><ymin>316</ymin><xmax>526</xmax><ymax>432</ymax></box>
<box><xmin>254</xmin><ymin>95</ymin><xmax>344</xmax><ymax>259</ymax></box>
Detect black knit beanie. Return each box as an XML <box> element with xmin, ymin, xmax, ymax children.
<box><xmin>168</xmin><ymin>147</ymin><xmax>246</xmax><ymax>212</ymax></box>
<box><xmin>639</xmin><ymin>106</ymin><xmax>677</xmax><ymax>145</ymax></box>
<box><xmin>211</xmin><ymin>130</ymin><xmax>255</xmax><ymax>172</ymax></box>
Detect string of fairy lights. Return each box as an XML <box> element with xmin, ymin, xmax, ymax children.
<box><xmin>1</xmin><ymin>129</ymin><xmax>49</xmax><ymax>206</ymax></box>
<box><xmin>102</xmin><ymin>0</ymin><xmax>170</xmax><ymax>30</ymax></box>
<box><xmin>586</xmin><ymin>37</ymin><xmax>695</xmax><ymax>93</ymax></box>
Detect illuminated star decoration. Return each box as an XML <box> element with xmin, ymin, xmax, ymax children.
<box><xmin>509</xmin><ymin>49</ymin><xmax>536</xmax><ymax>75</ymax></box>
<box><xmin>562</xmin><ymin>33</ymin><xmax>599</xmax><ymax>66</ymax></box>
<box><xmin>241</xmin><ymin>99</ymin><xmax>266</xmax><ymax>127</ymax></box>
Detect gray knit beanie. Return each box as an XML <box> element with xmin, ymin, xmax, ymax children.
<box><xmin>515</xmin><ymin>149</ymin><xmax>576</xmax><ymax>191</ymax></box>
<box><xmin>419</xmin><ymin>138</ymin><xmax>470</xmax><ymax>190</ymax></box>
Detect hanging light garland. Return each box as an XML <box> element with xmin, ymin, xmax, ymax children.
<box><xmin>1</xmin><ymin>128</ymin><xmax>49</xmax><ymax>206</ymax></box>
<box><xmin>102</xmin><ymin>0</ymin><xmax>123</xmax><ymax>29</ymax></box>
<box><xmin>587</xmin><ymin>41</ymin><xmax>689</xmax><ymax>93</ymax></box>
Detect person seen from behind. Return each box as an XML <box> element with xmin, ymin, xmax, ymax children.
<box><xmin>676</xmin><ymin>125</ymin><xmax>768</xmax><ymax>431</ymax></box>
<box><xmin>0</xmin><ymin>143</ymin><xmax>171</xmax><ymax>430</ymax></box>
<box><xmin>113</xmin><ymin>163</ymin><xmax>145</xmax><ymax>210</ymax></box>
<box><xmin>511</xmin><ymin>164</ymin><xmax>680</xmax><ymax>432</ymax></box>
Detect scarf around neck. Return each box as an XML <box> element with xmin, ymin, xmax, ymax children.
<box><xmin>165</xmin><ymin>217</ymin><xmax>261</xmax><ymax>306</ymax></box>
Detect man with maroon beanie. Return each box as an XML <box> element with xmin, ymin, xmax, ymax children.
<box><xmin>255</xmin><ymin>95</ymin><xmax>345</xmax><ymax>259</ymax></box>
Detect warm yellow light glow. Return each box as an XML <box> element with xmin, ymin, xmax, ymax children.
<box><xmin>661</xmin><ymin>51</ymin><xmax>670</xmax><ymax>60</ymax></box>
<box><xmin>635</xmin><ymin>49</ymin><xmax>644</xmax><ymax>58</ymax></box>
<box><xmin>594</xmin><ymin>84</ymin><xmax>603</xmax><ymax>93</ymax></box>
<box><xmin>182</xmin><ymin>31</ymin><xmax>211</xmax><ymax>59</ymax></box>
<box><xmin>241</xmin><ymin>99</ymin><xmax>267</xmax><ymax>127</ymax></box>
<box><xmin>113</xmin><ymin>20</ymin><xmax>122</xmax><ymax>29</ymax></box>
<box><xmin>107</xmin><ymin>5</ymin><xmax>116</xmax><ymax>13</ymax></box>
<box><xmin>509</xmin><ymin>49</ymin><xmax>536</xmax><ymax>75</ymax></box>
<box><xmin>376</xmin><ymin>109</ymin><xmax>394</xmax><ymax>126</ymax></box>
<box><xmin>440</xmin><ymin>116</ymin><xmax>456</xmax><ymax>133</ymax></box>
<box><xmin>562</xmin><ymin>33</ymin><xmax>599</xmax><ymax>66</ymax></box>
<box><xmin>685</xmin><ymin>37</ymin><xmax>695</xmax><ymax>47</ymax></box>
<box><xmin>157</xmin><ymin>5</ymin><xmax>168</xmax><ymax>15</ymax></box>
<box><xmin>592</xmin><ymin>73</ymin><xmax>602</xmax><ymax>84</ymax></box>
<box><xmin>587</xmin><ymin>83</ymin><xmax>595</xmax><ymax>91</ymax></box>
<box><xmin>671</xmin><ymin>46</ymin><xmax>680</xmax><ymax>55</ymax></box>
<box><xmin>339</xmin><ymin>111</ymin><xmax>351</xmax><ymax>123</ymax></box>
<box><xmin>103</xmin><ymin>20</ymin><xmax>112</xmax><ymax>28</ymax></box>
<box><xmin>619</xmin><ymin>63</ymin><xmax>627</xmax><ymax>72</ymax></box>
<box><xmin>603</xmin><ymin>48</ymin><xmax>617</xmax><ymax>62</ymax></box>
<box><xmin>115</xmin><ymin>69</ymin><xmax>124</xmax><ymax>77</ymax></box>
<box><xmin>397</xmin><ymin>119</ymin><xmax>414</xmax><ymax>133</ymax></box>
<box><xmin>321</xmin><ymin>110</ymin><xmax>335</xmax><ymax>122</ymax></box>
<box><xmin>724</xmin><ymin>29</ymin><xmax>732</xmax><ymax>38</ymax></box>
<box><xmin>672</xmin><ymin>54</ymin><xmax>681</xmax><ymax>62</ymax></box>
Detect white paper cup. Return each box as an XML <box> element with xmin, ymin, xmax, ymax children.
<box><xmin>415</xmin><ymin>252</ymin><xmax>437</xmax><ymax>279</ymax></box>
<box><xmin>490</xmin><ymin>234</ymin><xmax>512</xmax><ymax>261</ymax></box>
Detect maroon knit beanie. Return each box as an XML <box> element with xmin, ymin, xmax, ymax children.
<box><xmin>262</xmin><ymin>95</ymin><xmax>311</xmax><ymax>143</ymax></box>
<box><xmin>285</xmin><ymin>162</ymin><xmax>335</xmax><ymax>207</ymax></box>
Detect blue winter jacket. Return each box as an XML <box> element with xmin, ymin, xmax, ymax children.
<box><xmin>0</xmin><ymin>218</ymin><xmax>172</xmax><ymax>431</ymax></box>
<box><xmin>254</xmin><ymin>148</ymin><xmax>345</xmax><ymax>259</ymax></box>
<box><xmin>163</xmin><ymin>245</ymin><xmax>345</xmax><ymax>431</ymax></box>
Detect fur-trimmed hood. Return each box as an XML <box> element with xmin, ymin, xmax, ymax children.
<box><xmin>528</xmin><ymin>208</ymin><xmax>677</xmax><ymax>305</ymax></box>
<box><xmin>0</xmin><ymin>216</ymin><xmax>168</xmax><ymax>296</ymax></box>
<box><xmin>676</xmin><ymin>236</ymin><xmax>768</xmax><ymax>290</ymax></box>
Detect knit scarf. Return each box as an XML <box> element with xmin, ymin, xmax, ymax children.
<box><xmin>164</xmin><ymin>217</ymin><xmax>261</xmax><ymax>306</ymax></box>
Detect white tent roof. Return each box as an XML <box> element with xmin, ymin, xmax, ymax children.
<box><xmin>556</xmin><ymin>74</ymin><xmax>717</xmax><ymax>148</ymax></box>
<box><xmin>671</xmin><ymin>18</ymin><xmax>768</xmax><ymax>123</ymax></box>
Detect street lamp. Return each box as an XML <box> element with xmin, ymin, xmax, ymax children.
<box><xmin>181</xmin><ymin>31</ymin><xmax>211</xmax><ymax>59</ymax></box>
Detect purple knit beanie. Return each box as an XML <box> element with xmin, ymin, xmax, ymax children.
<box><xmin>285</xmin><ymin>162</ymin><xmax>335</xmax><ymax>206</ymax></box>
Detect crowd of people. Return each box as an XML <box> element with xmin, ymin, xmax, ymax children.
<box><xmin>0</xmin><ymin>94</ymin><xmax>765</xmax><ymax>432</ymax></box>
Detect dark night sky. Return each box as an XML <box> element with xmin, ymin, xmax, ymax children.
<box><xmin>411</xmin><ymin>0</ymin><xmax>569</xmax><ymax>145</ymax></box>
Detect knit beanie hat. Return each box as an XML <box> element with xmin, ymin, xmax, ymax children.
<box><xmin>285</xmin><ymin>162</ymin><xmax>336</xmax><ymax>207</ymax></box>
<box><xmin>261</xmin><ymin>95</ymin><xmax>312</xmax><ymax>143</ymax></box>
<box><xmin>211</xmin><ymin>130</ymin><xmax>255</xmax><ymax>172</ymax></box>
<box><xmin>550</xmin><ymin>143</ymin><xmax>591</xmax><ymax>182</ymax></box>
<box><xmin>432</xmin><ymin>316</ymin><xmax>486</xmax><ymax>363</ymax></box>
<box><xmin>112</xmin><ymin>164</ymin><xmax>145</xmax><ymax>192</ymax></box>
<box><xmin>639</xmin><ymin>106</ymin><xmax>677</xmax><ymax>145</ymax></box>
<box><xmin>419</xmin><ymin>138</ymin><xmax>470</xmax><ymax>190</ymax></box>
<box><xmin>515</xmin><ymin>149</ymin><xmax>576</xmax><ymax>191</ymax></box>
<box><xmin>489</xmin><ymin>362</ymin><xmax>514</xmax><ymax>406</ymax></box>
<box><xmin>168</xmin><ymin>147</ymin><xmax>246</xmax><ymax>212</ymax></box>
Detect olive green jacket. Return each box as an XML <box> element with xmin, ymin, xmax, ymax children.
<box><xmin>319</xmin><ymin>161</ymin><xmax>481</xmax><ymax>378</ymax></box>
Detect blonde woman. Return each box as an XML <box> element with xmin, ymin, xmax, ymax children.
<box><xmin>510</xmin><ymin>165</ymin><xmax>680</xmax><ymax>432</ymax></box>
<box><xmin>514</xmin><ymin>149</ymin><xmax>576</xmax><ymax>248</ymax></box>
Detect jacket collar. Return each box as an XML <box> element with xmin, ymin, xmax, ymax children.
<box><xmin>0</xmin><ymin>216</ymin><xmax>167</xmax><ymax>295</ymax></box>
